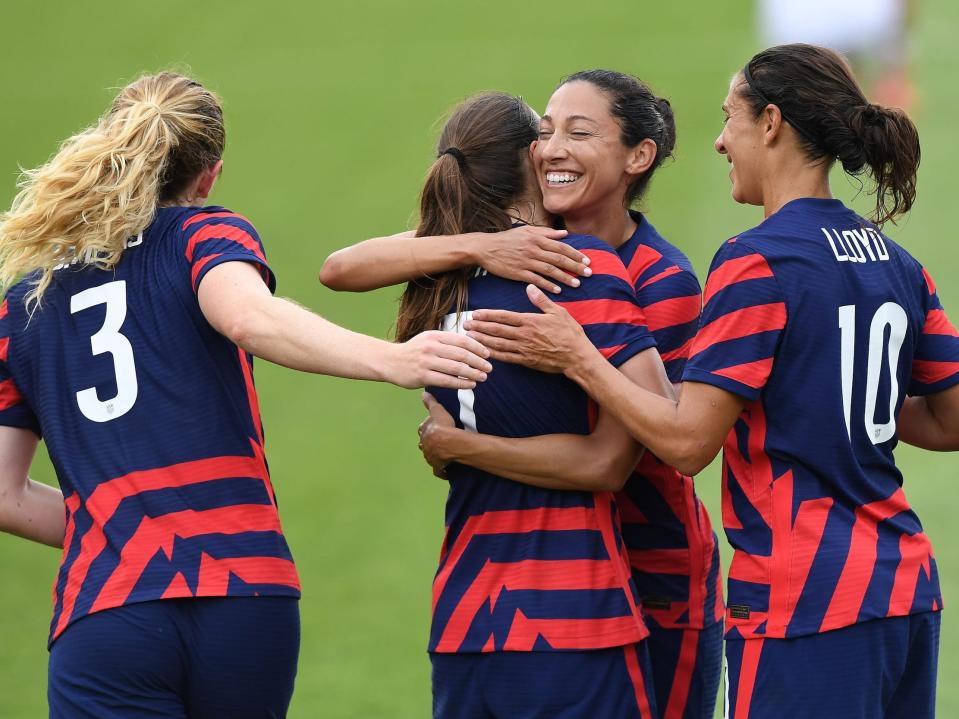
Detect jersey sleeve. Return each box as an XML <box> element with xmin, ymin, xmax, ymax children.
<box><xmin>634</xmin><ymin>267</ymin><xmax>701</xmax><ymax>383</ymax></box>
<box><xmin>682</xmin><ymin>239</ymin><xmax>787</xmax><ymax>400</ymax></box>
<box><xmin>180</xmin><ymin>210</ymin><xmax>276</xmax><ymax>294</ymax></box>
<box><xmin>908</xmin><ymin>267</ymin><xmax>959</xmax><ymax>395</ymax></box>
<box><xmin>0</xmin><ymin>299</ymin><xmax>40</xmax><ymax>435</ymax></box>
<box><xmin>554</xmin><ymin>236</ymin><xmax>657</xmax><ymax>368</ymax></box>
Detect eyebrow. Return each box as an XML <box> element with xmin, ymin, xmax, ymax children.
<box><xmin>541</xmin><ymin>114</ymin><xmax>598</xmax><ymax>124</ymax></box>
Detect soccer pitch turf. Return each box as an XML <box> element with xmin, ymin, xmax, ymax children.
<box><xmin>1</xmin><ymin>1</ymin><xmax>958</xmax><ymax>716</ymax></box>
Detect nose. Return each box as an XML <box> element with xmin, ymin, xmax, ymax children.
<box><xmin>714</xmin><ymin>130</ymin><xmax>726</xmax><ymax>155</ymax></box>
<box><xmin>540</xmin><ymin>131</ymin><xmax>568</xmax><ymax>161</ymax></box>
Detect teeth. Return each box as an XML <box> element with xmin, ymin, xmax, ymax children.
<box><xmin>546</xmin><ymin>172</ymin><xmax>580</xmax><ymax>184</ymax></box>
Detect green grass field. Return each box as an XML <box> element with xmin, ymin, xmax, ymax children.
<box><xmin>1</xmin><ymin>1</ymin><xmax>957</xmax><ymax>716</ymax></box>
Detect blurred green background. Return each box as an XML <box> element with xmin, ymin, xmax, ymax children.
<box><xmin>1</xmin><ymin>1</ymin><xmax>956</xmax><ymax>716</ymax></box>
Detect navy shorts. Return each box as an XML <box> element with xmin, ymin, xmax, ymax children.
<box><xmin>431</xmin><ymin>642</ymin><xmax>658</xmax><ymax>719</ymax></box>
<box><xmin>725</xmin><ymin>611</ymin><xmax>940</xmax><ymax>719</ymax></box>
<box><xmin>644</xmin><ymin>616</ymin><xmax>723</xmax><ymax>719</ymax></box>
<box><xmin>48</xmin><ymin>596</ymin><xmax>300</xmax><ymax>719</ymax></box>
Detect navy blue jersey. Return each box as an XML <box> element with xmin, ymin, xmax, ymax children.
<box><xmin>683</xmin><ymin>198</ymin><xmax>959</xmax><ymax>639</ymax></box>
<box><xmin>0</xmin><ymin>205</ymin><xmax>300</xmax><ymax>645</ymax></box>
<box><xmin>614</xmin><ymin>214</ymin><xmax>724</xmax><ymax>631</ymax></box>
<box><xmin>428</xmin><ymin>233</ymin><xmax>657</xmax><ymax>653</ymax></box>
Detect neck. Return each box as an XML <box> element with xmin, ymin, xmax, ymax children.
<box><xmin>761</xmin><ymin>157</ymin><xmax>832</xmax><ymax>218</ymax></box>
<box><xmin>565</xmin><ymin>204</ymin><xmax>636</xmax><ymax>248</ymax></box>
<box><xmin>508</xmin><ymin>192</ymin><xmax>551</xmax><ymax>226</ymax></box>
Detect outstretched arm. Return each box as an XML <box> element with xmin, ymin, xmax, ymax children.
<box><xmin>198</xmin><ymin>261</ymin><xmax>492</xmax><ymax>390</ymax></box>
<box><xmin>417</xmin><ymin>348</ymin><xmax>674</xmax><ymax>491</ymax></box>
<box><xmin>0</xmin><ymin>427</ymin><xmax>64</xmax><ymax>548</ymax></box>
<box><xmin>319</xmin><ymin>226</ymin><xmax>591</xmax><ymax>294</ymax></box>
<box><xmin>898</xmin><ymin>384</ymin><xmax>959</xmax><ymax>450</ymax></box>
<box><xmin>464</xmin><ymin>285</ymin><xmax>745</xmax><ymax>475</ymax></box>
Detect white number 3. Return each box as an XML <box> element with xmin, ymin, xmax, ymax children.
<box><xmin>70</xmin><ymin>281</ymin><xmax>139</xmax><ymax>422</ymax></box>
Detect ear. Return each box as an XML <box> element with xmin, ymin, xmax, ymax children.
<box><xmin>762</xmin><ymin>105</ymin><xmax>784</xmax><ymax>146</ymax></box>
<box><xmin>625</xmin><ymin>138</ymin><xmax>658</xmax><ymax>177</ymax></box>
<box><xmin>194</xmin><ymin>159</ymin><xmax>224</xmax><ymax>203</ymax></box>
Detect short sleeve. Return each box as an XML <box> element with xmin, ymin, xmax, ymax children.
<box><xmin>554</xmin><ymin>236</ymin><xmax>657</xmax><ymax>368</ymax></box>
<box><xmin>0</xmin><ymin>299</ymin><xmax>40</xmax><ymax>435</ymax></box>
<box><xmin>682</xmin><ymin>240</ymin><xmax>787</xmax><ymax>400</ymax></box>
<box><xmin>180</xmin><ymin>210</ymin><xmax>276</xmax><ymax>294</ymax></box>
<box><xmin>909</xmin><ymin>267</ymin><xmax>959</xmax><ymax>396</ymax></box>
<box><xmin>634</xmin><ymin>268</ymin><xmax>701</xmax><ymax>383</ymax></box>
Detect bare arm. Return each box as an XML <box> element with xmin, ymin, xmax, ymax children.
<box><xmin>465</xmin><ymin>285</ymin><xmax>745</xmax><ymax>475</ymax></box>
<box><xmin>898</xmin><ymin>384</ymin><xmax>959</xmax><ymax>450</ymax></box>
<box><xmin>418</xmin><ymin>348</ymin><xmax>674</xmax><ymax>491</ymax></box>
<box><xmin>0</xmin><ymin>427</ymin><xmax>64</xmax><ymax>548</ymax></box>
<box><xmin>319</xmin><ymin>226</ymin><xmax>591</xmax><ymax>294</ymax></box>
<box><xmin>198</xmin><ymin>261</ymin><xmax>492</xmax><ymax>390</ymax></box>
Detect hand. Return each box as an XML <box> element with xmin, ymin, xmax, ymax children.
<box><xmin>418</xmin><ymin>393</ymin><xmax>457</xmax><ymax>478</ymax></box>
<box><xmin>476</xmin><ymin>226</ymin><xmax>591</xmax><ymax>294</ymax></box>
<box><xmin>464</xmin><ymin>284</ymin><xmax>594</xmax><ymax>374</ymax></box>
<box><xmin>389</xmin><ymin>331</ymin><xmax>492</xmax><ymax>389</ymax></box>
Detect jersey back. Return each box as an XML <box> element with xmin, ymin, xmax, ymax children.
<box><xmin>429</xmin><ymin>233</ymin><xmax>657</xmax><ymax>653</ymax></box>
<box><xmin>0</xmin><ymin>206</ymin><xmax>300</xmax><ymax>645</ymax></box>
<box><xmin>684</xmin><ymin>198</ymin><xmax>959</xmax><ymax>639</ymax></box>
<box><xmin>614</xmin><ymin>214</ymin><xmax>724</xmax><ymax>630</ymax></box>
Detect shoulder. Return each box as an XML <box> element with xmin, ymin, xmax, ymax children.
<box><xmin>563</xmin><ymin>232</ymin><xmax>633</xmax><ymax>285</ymax></box>
<box><xmin>639</xmin><ymin>217</ymin><xmax>696</xmax><ymax>276</ymax></box>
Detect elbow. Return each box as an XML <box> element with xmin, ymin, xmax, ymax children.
<box><xmin>222</xmin><ymin>307</ymin><xmax>267</xmax><ymax>352</ymax></box>
<box><xmin>589</xmin><ymin>453</ymin><xmax>636</xmax><ymax>492</ymax></box>
<box><xmin>319</xmin><ymin>252</ymin><xmax>352</xmax><ymax>291</ymax></box>
<box><xmin>669</xmin><ymin>440</ymin><xmax>717</xmax><ymax>477</ymax></box>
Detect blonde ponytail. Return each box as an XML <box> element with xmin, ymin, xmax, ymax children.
<box><xmin>0</xmin><ymin>72</ymin><xmax>224</xmax><ymax>309</ymax></box>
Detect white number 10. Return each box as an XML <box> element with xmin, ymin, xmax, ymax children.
<box><xmin>838</xmin><ymin>302</ymin><xmax>907</xmax><ymax>444</ymax></box>
<box><xmin>70</xmin><ymin>281</ymin><xmax>139</xmax><ymax>423</ymax></box>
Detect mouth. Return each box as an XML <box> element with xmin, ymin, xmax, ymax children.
<box><xmin>545</xmin><ymin>171</ymin><xmax>582</xmax><ymax>187</ymax></box>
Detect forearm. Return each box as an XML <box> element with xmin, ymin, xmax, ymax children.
<box><xmin>566</xmin><ymin>349</ymin><xmax>709</xmax><ymax>475</ymax></box>
<box><xmin>442</xmin><ymin>428</ymin><xmax>633</xmax><ymax>491</ymax></box>
<box><xmin>898</xmin><ymin>396</ymin><xmax>959</xmax><ymax>450</ymax></box>
<box><xmin>320</xmin><ymin>233</ymin><xmax>481</xmax><ymax>291</ymax></box>
<box><xmin>233</xmin><ymin>295</ymin><xmax>399</xmax><ymax>381</ymax></box>
<box><xmin>0</xmin><ymin>478</ymin><xmax>64</xmax><ymax>548</ymax></box>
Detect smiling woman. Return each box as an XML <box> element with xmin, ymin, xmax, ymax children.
<box><xmin>464</xmin><ymin>44</ymin><xmax>959</xmax><ymax>719</ymax></box>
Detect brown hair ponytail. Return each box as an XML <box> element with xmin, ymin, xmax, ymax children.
<box><xmin>395</xmin><ymin>92</ymin><xmax>538</xmax><ymax>342</ymax></box>
<box><xmin>740</xmin><ymin>44</ymin><xmax>920</xmax><ymax>226</ymax></box>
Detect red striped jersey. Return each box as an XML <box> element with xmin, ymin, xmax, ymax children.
<box><xmin>428</xmin><ymin>233</ymin><xmax>657</xmax><ymax>653</ymax></box>
<box><xmin>0</xmin><ymin>205</ymin><xmax>300</xmax><ymax>645</ymax></box>
<box><xmin>683</xmin><ymin>198</ymin><xmax>957</xmax><ymax>639</ymax></box>
<box><xmin>614</xmin><ymin>213</ymin><xmax>724</xmax><ymax>630</ymax></box>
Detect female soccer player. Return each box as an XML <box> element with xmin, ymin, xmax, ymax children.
<box><xmin>464</xmin><ymin>45</ymin><xmax>959</xmax><ymax>718</ymax></box>
<box><xmin>325</xmin><ymin>71</ymin><xmax>724</xmax><ymax>719</ymax></box>
<box><xmin>338</xmin><ymin>90</ymin><xmax>675</xmax><ymax>717</ymax></box>
<box><xmin>0</xmin><ymin>72</ymin><xmax>492</xmax><ymax>719</ymax></box>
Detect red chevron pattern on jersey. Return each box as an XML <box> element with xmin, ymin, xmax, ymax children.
<box><xmin>0</xmin><ymin>206</ymin><xmax>300</xmax><ymax>645</ymax></box>
<box><xmin>614</xmin><ymin>214</ymin><xmax>723</xmax><ymax>631</ymax></box>
<box><xmin>683</xmin><ymin>198</ymin><xmax>956</xmax><ymax>640</ymax></box>
<box><xmin>428</xmin><ymin>232</ymin><xmax>656</xmax><ymax>653</ymax></box>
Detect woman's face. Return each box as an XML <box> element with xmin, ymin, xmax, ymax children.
<box><xmin>715</xmin><ymin>74</ymin><xmax>766</xmax><ymax>206</ymax></box>
<box><xmin>532</xmin><ymin>81</ymin><xmax>640</xmax><ymax>219</ymax></box>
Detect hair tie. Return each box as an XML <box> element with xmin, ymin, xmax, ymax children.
<box><xmin>742</xmin><ymin>64</ymin><xmax>819</xmax><ymax>147</ymax></box>
<box><xmin>439</xmin><ymin>147</ymin><xmax>467</xmax><ymax>169</ymax></box>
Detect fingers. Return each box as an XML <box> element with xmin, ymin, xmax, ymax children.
<box><xmin>423</xmin><ymin>371</ymin><xmax>478</xmax><ymax>390</ymax></box>
<box><xmin>530</xmin><ymin>260</ymin><xmax>580</xmax><ymax>289</ymax></box>
<box><xmin>463</xmin><ymin>320</ymin><xmax>524</xmax><ymax>341</ymax></box>
<box><xmin>466</xmin><ymin>309</ymin><xmax>526</xmax><ymax>326</ymax></box>
<box><xmin>421</xmin><ymin>391</ymin><xmax>436</xmax><ymax>411</ymax></box>
<box><xmin>434</xmin><ymin>332</ymin><xmax>492</xmax><ymax>364</ymax></box>
<box><xmin>538</xmin><ymin>241</ymin><xmax>592</xmax><ymax>276</ymax></box>
<box><xmin>526</xmin><ymin>226</ymin><xmax>569</xmax><ymax>241</ymax></box>
<box><xmin>522</xmin><ymin>271</ymin><xmax>563</xmax><ymax>295</ymax></box>
<box><xmin>526</xmin><ymin>284</ymin><xmax>562</xmax><ymax>313</ymax></box>
<box><xmin>426</xmin><ymin>357</ymin><xmax>488</xmax><ymax>383</ymax></box>
<box><xmin>432</xmin><ymin>336</ymin><xmax>493</xmax><ymax>373</ymax></box>
<box><xmin>464</xmin><ymin>330</ymin><xmax>523</xmax><ymax>355</ymax></box>
<box><xmin>487</xmin><ymin>348</ymin><xmax>527</xmax><ymax>364</ymax></box>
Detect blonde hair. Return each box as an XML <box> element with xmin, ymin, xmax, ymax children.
<box><xmin>0</xmin><ymin>72</ymin><xmax>225</xmax><ymax>309</ymax></box>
